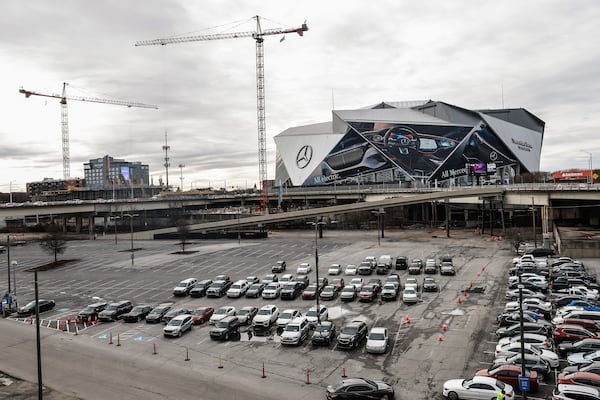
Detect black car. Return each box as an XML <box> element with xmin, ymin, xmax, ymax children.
<box><xmin>209</xmin><ymin>316</ymin><xmax>240</xmax><ymax>341</ymax></box>
<box><xmin>376</xmin><ymin>264</ymin><xmax>389</xmax><ymax>275</ymax></box>
<box><xmin>189</xmin><ymin>279</ymin><xmax>213</xmax><ymax>298</ymax></box>
<box><xmin>122</xmin><ymin>304</ymin><xmax>153</xmax><ymax>323</ymax></box>
<box><xmin>281</xmin><ymin>282</ymin><xmax>303</xmax><ymax>300</ymax></box>
<box><xmin>408</xmin><ymin>260</ymin><xmax>423</xmax><ymax>275</ymax></box>
<box><xmin>162</xmin><ymin>307</ymin><xmax>192</xmax><ymax>324</ymax></box>
<box><xmin>245</xmin><ymin>282</ymin><xmax>266</xmax><ymax>298</ymax></box>
<box><xmin>146</xmin><ymin>303</ymin><xmax>173</xmax><ymax>324</ymax></box>
<box><xmin>326</xmin><ymin>378</ymin><xmax>395</xmax><ymax>400</ymax></box>
<box><xmin>98</xmin><ymin>301</ymin><xmax>133</xmax><ymax>322</ymax></box>
<box><xmin>337</xmin><ymin>320</ymin><xmax>368</xmax><ymax>350</ymax></box>
<box><xmin>17</xmin><ymin>299</ymin><xmax>55</xmax><ymax>317</ymax></box>
<box><xmin>206</xmin><ymin>280</ymin><xmax>233</xmax><ymax>298</ymax></box>
<box><xmin>312</xmin><ymin>321</ymin><xmax>336</xmax><ymax>346</ymax></box>
<box><xmin>508</xmin><ymin>280</ymin><xmax>546</xmax><ymax>293</ymax></box>
<box><xmin>496</xmin><ymin>322</ymin><xmax>551</xmax><ymax>338</ymax></box>
<box><xmin>272</xmin><ymin>260</ymin><xmax>287</xmax><ymax>273</ymax></box>
<box><xmin>395</xmin><ymin>256</ymin><xmax>408</xmax><ymax>270</ymax></box>
<box><xmin>559</xmin><ymin>339</ymin><xmax>600</xmax><ymax>356</ymax></box>
<box><xmin>77</xmin><ymin>302</ymin><xmax>107</xmax><ymax>322</ymax></box>
<box><xmin>422</xmin><ymin>277</ymin><xmax>439</xmax><ymax>292</ymax></box>
<box><xmin>296</xmin><ymin>275</ymin><xmax>310</xmax><ymax>290</ymax></box>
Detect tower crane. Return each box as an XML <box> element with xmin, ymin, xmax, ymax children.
<box><xmin>135</xmin><ymin>15</ymin><xmax>308</xmax><ymax>211</ymax></box>
<box><xmin>19</xmin><ymin>83</ymin><xmax>159</xmax><ymax>179</ymax></box>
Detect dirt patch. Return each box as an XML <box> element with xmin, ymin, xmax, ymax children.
<box><xmin>170</xmin><ymin>250</ymin><xmax>199</xmax><ymax>255</ymax></box>
<box><xmin>0</xmin><ymin>371</ymin><xmax>81</xmax><ymax>400</ymax></box>
<box><xmin>24</xmin><ymin>260</ymin><xmax>79</xmax><ymax>272</ymax></box>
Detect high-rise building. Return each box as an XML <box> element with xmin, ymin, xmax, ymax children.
<box><xmin>84</xmin><ymin>155</ymin><xmax>149</xmax><ymax>189</ymax></box>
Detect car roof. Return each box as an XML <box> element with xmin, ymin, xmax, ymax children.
<box><xmin>472</xmin><ymin>376</ymin><xmax>499</xmax><ymax>385</ymax></box>
<box><xmin>556</xmin><ymin>384</ymin><xmax>600</xmax><ymax>395</ymax></box>
<box><xmin>171</xmin><ymin>314</ymin><xmax>191</xmax><ymax>321</ymax></box>
<box><xmin>370</xmin><ymin>327</ymin><xmax>386</xmax><ymax>334</ymax></box>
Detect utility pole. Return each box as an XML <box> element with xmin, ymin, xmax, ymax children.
<box><xmin>163</xmin><ymin>132</ymin><xmax>170</xmax><ymax>189</ymax></box>
<box><xmin>178</xmin><ymin>164</ymin><xmax>185</xmax><ymax>191</ymax></box>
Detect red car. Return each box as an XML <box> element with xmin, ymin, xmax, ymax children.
<box><xmin>192</xmin><ymin>306</ymin><xmax>214</xmax><ymax>325</ymax></box>
<box><xmin>553</xmin><ymin>324</ymin><xmax>600</xmax><ymax>344</ymax></box>
<box><xmin>475</xmin><ymin>365</ymin><xmax>539</xmax><ymax>392</ymax></box>
<box><xmin>563</xmin><ymin>319</ymin><xmax>600</xmax><ymax>333</ymax></box>
<box><xmin>358</xmin><ymin>284</ymin><xmax>380</xmax><ymax>302</ymax></box>
<box><xmin>558</xmin><ymin>371</ymin><xmax>600</xmax><ymax>388</ymax></box>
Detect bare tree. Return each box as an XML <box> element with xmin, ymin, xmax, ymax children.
<box><xmin>39</xmin><ymin>223</ymin><xmax>68</xmax><ymax>263</ymax></box>
<box><xmin>176</xmin><ymin>219</ymin><xmax>190</xmax><ymax>252</ymax></box>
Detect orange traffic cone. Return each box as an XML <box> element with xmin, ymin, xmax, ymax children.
<box><xmin>438</xmin><ymin>335</ymin><xmax>444</xmax><ymax>342</ymax></box>
<box><xmin>457</xmin><ymin>296</ymin><xmax>462</xmax><ymax>304</ymax></box>
<box><xmin>442</xmin><ymin>324</ymin><xmax>447</xmax><ymax>332</ymax></box>
<box><xmin>463</xmin><ymin>290</ymin><xmax>468</xmax><ymax>297</ymax></box>
<box><xmin>469</xmin><ymin>282</ymin><xmax>473</xmax><ymax>289</ymax></box>
<box><xmin>405</xmin><ymin>315</ymin><xmax>411</xmax><ymax>324</ymax></box>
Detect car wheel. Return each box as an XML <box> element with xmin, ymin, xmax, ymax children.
<box><xmin>225</xmin><ymin>333</ymin><xmax>230</xmax><ymax>340</ymax></box>
<box><xmin>137</xmin><ymin>316</ymin><xmax>141</xmax><ymax>322</ymax></box>
<box><xmin>447</xmin><ymin>391</ymin><xmax>459</xmax><ymax>400</ymax></box>
<box><xmin>178</xmin><ymin>330</ymin><xmax>182</xmax><ymax>337</ymax></box>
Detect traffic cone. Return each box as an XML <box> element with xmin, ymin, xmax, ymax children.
<box><xmin>438</xmin><ymin>335</ymin><xmax>444</xmax><ymax>342</ymax></box>
<box><xmin>87</xmin><ymin>316</ymin><xmax>91</xmax><ymax>326</ymax></box>
<box><xmin>457</xmin><ymin>296</ymin><xmax>462</xmax><ymax>304</ymax></box>
<box><xmin>482</xmin><ymin>266</ymin><xmax>485</xmax><ymax>271</ymax></box>
<box><xmin>94</xmin><ymin>316</ymin><xmax>98</xmax><ymax>325</ymax></box>
<box><xmin>463</xmin><ymin>290</ymin><xmax>468</xmax><ymax>297</ymax></box>
<box><xmin>477</xmin><ymin>272</ymin><xmax>480</xmax><ymax>277</ymax></box>
<box><xmin>442</xmin><ymin>324</ymin><xmax>447</xmax><ymax>332</ymax></box>
<box><xmin>469</xmin><ymin>282</ymin><xmax>473</xmax><ymax>289</ymax></box>
<box><xmin>405</xmin><ymin>315</ymin><xmax>411</xmax><ymax>324</ymax></box>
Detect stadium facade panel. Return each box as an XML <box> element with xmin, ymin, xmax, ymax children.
<box><xmin>274</xmin><ymin>101</ymin><xmax>544</xmax><ymax>187</ymax></box>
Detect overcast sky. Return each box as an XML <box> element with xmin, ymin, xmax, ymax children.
<box><xmin>1</xmin><ymin>1</ymin><xmax>599</xmax><ymax>192</ymax></box>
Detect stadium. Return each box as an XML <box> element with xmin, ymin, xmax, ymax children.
<box><xmin>274</xmin><ymin>100</ymin><xmax>544</xmax><ymax>187</ymax></box>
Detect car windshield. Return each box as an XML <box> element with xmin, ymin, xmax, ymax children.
<box><xmin>131</xmin><ymin>306</ymin><xmax>146</xmax><ymax>312</ymax></box>
<box><xmin>383</xmin><ymin>284</ymin><xmax>395</xmax><ymax>290</ymax></box>
<box><xmin>284</xmin><ymin>284</ymin><xmax>295</xmax><ymax>290</ymax></box>
<box><xmin>152</xmin><ymin>307</ymin><xmax>168</xmax><ymax>314</ymax></box>
<box><xmin>215</xmin><ymin>308</ymin><xmax>228</xmax><ymax>315</ymax></box>
<box><xmin>306</xmin><ymin>310</ymin><xmax>318</xmax><ymax>317</ymax></box>
<box><xmin>193</xmin><ymin>309</ymin><xmax>207</xmax><ymax>316</ymax></box>
<box><xmin>342</xmin><ymin>287</ymin><xmax>354</xmax><ymax>292</ymax></box>
<box><xmin>285</xmin><ymin>325</ymin><xmax>299</xmax><ymax>332</ymax></box>
<box><xmin>105</xmin><ymin>304</ymin><xmax>118</xmax><ymax>311</ymax></box>
<box><xmin>249</xmin><ymin>284</ymin><xmax>261</xmax><ymax>290</ymax></box>
<box><xmin>280</xmin><ymin>312</ymin><xmax>294</xmax><ymax>319</ymax></box>
<box><xmin>341</xmin><ymin>326</ymin><xmax>358</xmax><ymax>335</ymax></box>
<box><xmin>332</xmin><ymin>279</ymin><xmax>341</xmax><ymax>285</ymax></box>
<box><xmin>176</xmin><ymin>283</ymin><xmax>187</xmax><ymax>288</ymax></box>
<box><xmin>369</xmin><ymin>332</ymin><xmax>386</xmax><ymax>340</ymax></box>
<box><xmin>585</xmin><ymin>351</ymin><xmax>600</xmax><ymax>360</ymax></box>
<box><xmin>496</xmin><ymin>380</ymin><xmax>506</xmax><ymax>390</ymax></box>
<box><xmin>265</xmin><ymin>284</ymin><xmax>278</xmax><ymax>290</ymax></box>
<box><xmin>82</xmin><ymin>306</ymin><xmax>95</xmax><ymax>312</ymax></box>
<box><xmin>237</xmin><ymin>310</ymin><xmax>249</xmax><ymax>316</ymax></box>
<box><xmin>315</xmin><ymin>325</ymin><xmax>330</xmax><ymax>333</ymax></box>
<box><xmin>406</xmin><ymin>279</ymin><xmax>417</xmax><ymax>284</ymax></box>
<box><xmin>257</xmin><ymin>309</ymin><xmax>271</xmax><ymax>315</ymax></box>
<box><xmin>323</xmin><ymin>287</ymin><xmax>334</xmax><ymax>293</ymax></box>
<box><xmin>231</xmin><ymin>284</ymin><xmax>242</xmax><ymax>290</ymax></box>
<box><xmin>169</xmin><ymin>319</ymin><xmax>183</xmax><ymax>326</ymax></box>
<box><xmin>306</xmin><ymin>285</ymin><xmax>317</xmax><ymax>291</ymax></box>
<box><xmin>215</xmin><ymin>320</ymin><xmax>230</xmax><ymax>328</ymax></box>
<box><xmin>362</xmin><ymin>287</ymin><xmax>374</xmax><ymax>293</ymax></box>
<box><xmin>404</xmin><ymin>289</ymin><xmax>416</xmax><ymax>295</ymax></box>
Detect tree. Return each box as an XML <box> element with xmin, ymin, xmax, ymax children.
<box><xmin>176</xmin><ymin>219</ymin><xmax>190</xmax><ymax>252</ymax></box>
<box><xmin>39</xmin><ymin>223</ymin><xmax>67</xmax><ymax>263</ymax></box>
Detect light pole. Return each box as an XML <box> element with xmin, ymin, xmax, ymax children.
<box><xmin>371</xmin><ymin>208</ymin><xmax>385</xmax><ymax>246</ymax></box>
<box><xmin>123</xmin><ymin>213</ymin><xmax>138</xmax><ymax>265</ymax></box>
<box><xmin>6</xmin><ymin>235</ymin><xmax>12</xmax><ymax>294</ymax></box>
<box><xmin>583</xmin><ymin>151</ymin><xmax>593</xmax><ymax>185</ymax></box>
<box><xmin>308</xmin><ymin>218</ymin><xmax>326</xmax><ymax>323</ymax></box>
<box><xmin>9</xmin><ymin>181</ymin><xmax>14</xmax><ymax>203</ymax></box>
<box><xmin>11</xmin><ymin>261</ymin><xmax>17</xmax><ymax>298</ymax></box>
<box><xmin>110</xmin><ymin>215</ymin><xmax>120</xmax><ymax>245</ymax></box>
<box><xmin>178</xmin><ymin>164</ymin><xmax>185</xmax><ymax>191</ymax></box>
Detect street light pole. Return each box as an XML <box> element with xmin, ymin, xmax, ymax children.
<box><xmin>371</xmin><ymin>208</ymin><xmax>385</xmax><ymax>246</ymax></box>
<box><xmin>178</xmin><ymin>164</ymin><xmax>185</xmax><ymax>191</ymax></box>
<box><xmin>6</xmin><ymin>235</ymin><xmax>12</xmax><ymax>294</ymax></box>
<box><xmin>308</xmin><ymin>218</ymin><xmax>326</xmax><ymax>324</ymax></box>
<box><xmin>123</xmin><ymin>214</ymin><xmax>138</xmax><ymax>265</ymax></box>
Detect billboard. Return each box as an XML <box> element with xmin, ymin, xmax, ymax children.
<box><xmin>120</xmin><ymin>166</ymin><xmax>130</xmax><ymax>182</ymax></box>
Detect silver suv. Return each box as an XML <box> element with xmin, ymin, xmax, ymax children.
<box><xmin>280</xmin><ymin>317</ymin><xmax>310</xmax><ymax>346</ymax></box>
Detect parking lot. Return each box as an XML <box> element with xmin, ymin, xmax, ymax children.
<box><xmin>2</xmin><ymin>229</ymin><xmax>594</xmax><ymax>399</ymax></box>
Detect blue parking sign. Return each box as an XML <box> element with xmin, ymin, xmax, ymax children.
<box><xmin>518</xmin><ymin>375</ymin><xmax>530</xmax><ymax>392</ymax></box>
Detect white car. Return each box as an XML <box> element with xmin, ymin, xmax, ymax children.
<box><xmin>163</xmin><ymin>314</ymin><xmax>194</xmax><ymax>337</ymax></box>
<box><xmin>494</xmin><ymin>342</ymin><xmax>559</xmax><ymax>367</ymax></box>
<box><xmin>280</xmin><ymin>317</ymin><xmax>310</xmax><ymax>346</ymax></box>
<box><xmin>226</xmin><ymin>280</ymin><xmax>249</xmax><ymax>298</ymax></box>
<box><xmin>443</xmin><ymin>376</ymin><xmax>514</xmax><ymax>400</ymax></box>
<box><xmin>262</xmin><ymin>282</ymin><xmax>282</xmax><ymax>299</ymax></box>
<box><xmin>405</xmin><ymin>277</ymin><xmax>419</xmax><ymax>291</ymax></box>
<box><xmin>252</xmin><ymin>305</ymin><xmax>279</xmax><ymax>329</ymax></box>
<box><xmin>522</xmin><ymin>298</ymin><xmax>552</xmax><ymax>310</ymax></box>
<box><xmin>345</xmin><ymin>265</ymin><xmax>358</xmax><ymax>275</ymax></box>
<box><xmin>402</xmin><ymin>288</ymin><xmax>418</xmax><ymax>304</ymax></box>
<box><xmin>349</xmin><ymin>277</ymin><xmax>364</xmax><ymax>291</ymax></box>
<box><xmin>276</xmin><ymin>309</ymin><xmax>302</xmax><ymax>329</ymax></box>
<box><xmin>279</xmin><ymin>274</ymin><xmax>295</xmax><ymax>284</ymax></box>
<box><xmin>209</xmin><ymin>306</ymin><xmax>236</xmax><ymax>325</ymax></box>
<box><xmin>364</xmin><ymin>256</ymin><xmax>377</xmax><ymax>268</ymax></box>
<box><xmin>306</xmin><ymin>305</ymin><xmax>328</xmax><ymax>327</ymax></box>
<box><xmin>328</xmin><ymin>264</ymin><xmax>342</xmax><ymax>275</ymax></box>
<box><xmin>496</xmin><ymin>332</ymin><xmax>552</xmax><ymax>350</ymax></box>
<box><xmin>366</xmin><ymin>327</ymin><xmax>389</xmax><ymax>354</ymax></box>
<box><xmin>297</xmin><ymin>263</ymin><xmax>312</xmax><ymax>274</ymax></box>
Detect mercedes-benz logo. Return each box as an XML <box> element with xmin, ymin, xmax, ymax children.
<box><xmin>296</xmin><ymin>145</ymin><xmax>313</xmax><ymax>169</ymax></box>
<box><xmin>490</xmin><ymin>151</ymin><xmax>498</xmax><ymax>161</ymax></box>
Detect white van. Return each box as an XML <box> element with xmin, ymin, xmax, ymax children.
<box><xmin>378</xmin><ymin>255</ymin><xmax>392</xmax><ymax>268</ymax></box>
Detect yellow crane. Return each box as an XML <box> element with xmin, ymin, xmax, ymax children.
<box><xmin>136</xmin><ymin>16</ymin><xmax>308</xmax><ymax>210</ymax></box>
<box><xmin>20</xmin><ymin>83</ymin><xmax>158</xmax><ymax>179</ymax></box>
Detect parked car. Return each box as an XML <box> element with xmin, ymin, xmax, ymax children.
<box><xmin>271</xmin><ymin>260</ymin><xmax>286</xmax><ymax>273</ymax></box>
<box><xmin>385</xmin><ymin>274</ymin><xmax>401</xmax><ymax>289</ymax></box>
<box><xmin>279</xmin><ymin>274</ymin><xmax>295</xmax><ymax>284</ymax></box>
<box><xmin>496</xmin><ymin>322</ymin><xmax>552</xmax><ymax>338</ymax></box>
<box><xmin>496</xmin><ymin>332</ymin><xmax>553</xmax><ymax>351</ymax></box>
<box><xmin>77</xmin><ymin>302</ymin><xmax>107</xmax><ymax>322</ymax></box>
<box><xmin>551</xmin><ymin>384</ymin><xmax>600</xmax><ymax>400</ymax></box>
<box><xmin>558</xmin><ymin>371</ymin><xmax>600</xmax><ymax>389</ymax></box>
<box><xmin>162</xmin><ymin>307</ymin><xmax>192</xmax><ymax>324</ymax></box>
<box><xmin>252</xmin><ymin>305</ymin><xmax>279</xmax><ymax>329</ymax></box>
<box><xmin>340</xmin><ymin>285</ymin><xmax>357</xmax><ymax>302</ymax></box>
<box><xmin>337</xmin><ymin>320</ymin><xmax>368</xmax><ymax>350</ymax></box>
<box><xmin>172</xmin><ymin>278</ymin><xmax>198</xmax><ymax>296</ymax></box>
<box><xmin>395</xmin><ymin>256</ymin><xmax>408</xmax><ymax>270</ymax></box>
<box><xmin>296</xmin><ymin>275</ymin><xmax>310</xmax><ymax>289</ymax></box>
<box><xmin>568</xmin><ymin>350</ymin><xmax>600</xmax><ymax>367</ymax></box>
<box><xmin>345</xmin><ymin>264</ymin><xmax>358</xmax><ymax>275</ymax></box>
<box><xmin>281</xmin><ymin>282</ymin><xmax>304</xmax><ymax>300</ymax></box>
<box><xmin>98</xmin><ymin>300</ymin><xmax>132</xmax><ymax>322</ymax></box>
<box><xmin>245</xmin><ymin>276</ymin><xmax>260</xmax><ymax>285</ymax></box>
<box><xmin>440</xmin><ymin>261</ymin><xmax>456</xmax><ymax>276</ymax></box>
<box><xmin>17</xmin><ymin>299</ymin><xmax>55</xmax><ymax>317</ymax></box>
<box><xmin>206</xmin><ymin>280</ymin><xmax>233</xmax><ymax>298</ymax></box>
<box><xmin>330</xmin><ymin>277</ymin><xmax>345</xmax><ymax>291</ymax></box>
<box><xmin>475</xmin><ymin>365</ymin><xmax>539</xmax><ymax>393</ymax></box>
<box><xmin>145</xmin><ymin>303</ymin><xmax>173</xmax><ymax>324</ymax></box>
<box><xmin>328</xmin><ymin>264</ymin><xmax>342</xmax><ymax>275</ymax></box>
<box><xmin>261</xmin><ymin>274</ymin><xmax>278</xmax><ymax>284</ymax></box>
<box><xmin>554</xmin><ymin>324</ymin><xmax>600</xmax><ymax>344</ymax></box>
<box><xmin>302</xmin><ymin>284</ymin><xmax>319</xmax><ymax>300</ymax></box>
<box><xmin>562</xmin><ymin>361</ymin><xmax>600</xmax><ymax>375</ymax></box>
<box><xmin>312</xmin><ymin>321</ymin><xmax>336</xmax><ymax>346</ymax></box>
<box><xmin>405</xmin><ymin>277</ymin><xmax>419</xmax><ymax>291</ymax></box>
<box><xmin>423</xmin><ymin>277</ymin><xmax>439</xmax><ymax>292</ymax></box>
<box><xmin>380</xmin><ymin>283</ymin><xmax>399</xmax><ymax>301</ymax></box>
<box><xmin>280</xmin><ymin>316</ymin><xmax>310</xmax><ymax>346</ymax></box>
<box><xmin>402</xmin><ymin>287</ymin><xmax>418</xmax><ymax>304</ymax></box>
<box><xmin>505</xmin><ymin>288</ymin><xmax>546</xmax><ymax>301</ymax></box>
<box><xmin>357</xmin><ymin>261</ymin><xmax>373</xmax><ymax>275</ymax></box>
<box><xmin>494</xmin><ymin>342</ymin><xmax>559</xmax><ymax>367</ymax></box>
<box><xmin>209</xmin><ymin>306</ymin><xmax>236</xmax><ymax>325</ymax></box>
<box><xmin>297</xmin><ymin>263</ymin><xmax>312</xmax><ymax>274</ymax></box>
<box><xmin>320</xmin><ymin>285</ymin><xmax>339</xmax><ymax>301</ymax></box>
<box><xmin>191</xmin><ymin>306</ymin><xmax>214</xmax><ymax>325</ymax></box>
<box><xmin>492</xmin><ymin>353</ymin><xmax>552</xmax><ymax>380</ymax></box>
<box><xmin>306</xmin><ymin>305</ymin><xmax>329</xmax><ymax>327</ymax></box>
<box><xmin>189</xmin><ymin>279</ymin><xmax>213</xmax><ymax>297</ymax></box>
<box><xmin>424</xmin><ymin>258</ymin><xmax>437</xmax><ymax>274</ymax></box>
<box><xmin>235</xmin><ymin>306</ymin><xmax>258</xmax><ymax>325</ymax></box>
<box><xmin>226</xmin><ymin>280</ymin><xmax>249</xmax><ymax>298</ymax></box>
<box><xmin>408</xmin><ymin>259</ymin><xmax>423</xmax><ymax>274</ymax></box>
<box><xmin>326</xmin><ymin>378</ymin><xmax>394</xmax><ymax>400</ymax></box>
<box><xmin>376</xmin><ymin>263</ymin><xmax>389</xmax><ymax>275</ymax></box>
<box><xmin>358</xmin><ymin>284</ymin><xmax>379</xmax><ymax>302</ymax></box>
<box><xmin>163</xmin><ymin>314</ymin><xmax>193</xmax><ymax>337</ymax></box>
<box><xmin>442</xmin><ymin>376</ymin><xmax>514</xmax><ymax>400</ymax></box>
<box><xmin>245</xmin><ymin>282</ymin><xmax>266</xmax><ymax>298</ymax></box>
<box><xmin>276</xmin><ymin>309</ymin><xmax>302</xmax><ymax>329</ymax></box>
<box><xmin>262</xmin><ymin>282</ymin><xmax>282</xmax><ymax>299</ymax></box>
<box><xmin>366</xmin><ymin>327</ymin><xmax>389</xmax><ymax>354</ymax></box>
<box><xmin>209</xmin><ymin>316</ymin><xmax>240</xmax><ymax>341</ymax></box>
<box><xmin>122</xmin><ymin>304</ymin><xmax>153</xmax><ymax>322</ymax></box>
<box><xmin>349</xmin><ymin>277</ymin><xmax>364</xmax><ymax>291</ymax></box>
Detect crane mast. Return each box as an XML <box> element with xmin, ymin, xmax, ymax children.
<box><xmin>136</xmin><ymin>16</ymin><xmax>308</xmax><ymax>211</ymax></box>
<box><xmin>20</xmin><ymin>84</ymin><xmax>158</xmax><ymax>179</ymax></box>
